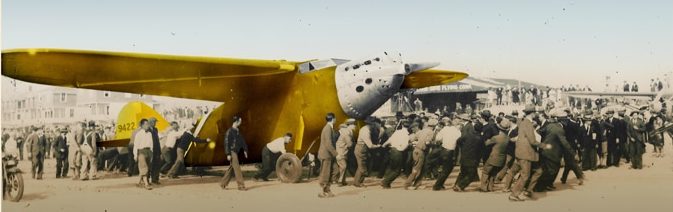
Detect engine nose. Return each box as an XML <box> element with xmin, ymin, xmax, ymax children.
<box><xmin>334</xmin><ymin>52</ymin><xmax>408</xmax><ymax>119</ymax></box>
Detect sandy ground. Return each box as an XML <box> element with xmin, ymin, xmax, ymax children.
<box><xmin>2</xmin><ymin>135</ymin><xmax>673</xmax><ymax>212</ymax></box>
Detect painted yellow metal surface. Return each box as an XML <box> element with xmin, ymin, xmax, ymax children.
<box><xmin>1</xmin><ymin>48</ymin><xmax>467</xmax><ymax>166</ymax></box>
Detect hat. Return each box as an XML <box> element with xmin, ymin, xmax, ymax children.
<box><xmin>618</xmin><ymin>109</ymin><xmax>626</xmax><ymax>115</ymax></box>
<box><xmin>480</xmin><ymin>110</ymin><xmax>492</xmax><ymax>118</ymax></box>
<box><xmin>605</xmin><ymin>109</ymin><xmax>614</xmax><ymax>114</ymax></box>
<box><xmin>511</xmin><ymin>110</ymin><xmax>519</xmax><ymax>116</ymax></box>
<box><xmin>470</xmin><ymin>114</ymin><xmax>480</xmax><ymax>120</ymax></box>
<box><xmin>344</xmin><ymin>118</ymin><xmax>356</xmax><ymax>125</ymax></box>
<box><xmin>365</xmin><ymin>116</ymin><xmax>377</xmax><ymax>124</ymax></box>
<box><xmin>60</xmin><ymin>128</ymin><xmax>69</xmax><ymax>133</ymax></box>
<box><xmin>630</xmin><ymin>111</ymin><xmax>641</xmax><ymax>116</ymax></box>
<box><xmin>551</xmin><ymin>109</ymin><xmax>568</xmax><ymax>118</ymax></box>
<box><xmin>581</xmin><ymin>113</ymin><xmax>593</xmax><ymax>121</ymax></box>
<box><xmin>88</xmin><ymin>120</ymin><xmax>96</xmax><ymax>127</ymax></box>
<box><xmin>497</xmin><ymin>119</ymin><xmax>511</xmax><ymax>130</ymax></box>
<box><xmin>339</xmin><ymin>123</ymin><xmax>348</xmax><ymax>128</ymax></box>
<box><xmin>395</xmin><ymin>111</ymin><xmax>405</xmax><ymax>118</ymax></box>
<box><xmin>441</xmin><ymin>117</ymin><xmax>451</xmax><ymax>122</ymax></box>
<box><xmin>523</xmin><ymin>105</ymin><xmax>537</xmax><ymax>113</ymax></box>
<box><xmin>427</xmin><ymin>119</ymin><xmax>439</xmax><ymax>126</ymax></box>
<box><xmin>457</xmin><ymin>114</ymin><xmax>470</xmax><ymax>121</ymax></box>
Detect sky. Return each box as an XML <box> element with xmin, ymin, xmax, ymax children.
<box><xmin>2</xmin><ymin>0</ymin><xmax>673</xmax><ymax>92</ymax></box>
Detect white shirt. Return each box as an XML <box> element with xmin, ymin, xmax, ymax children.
<box><xmin>266</xmin><ymin>137</ymin><xmax>287</xmax><ymax>154</ymax></box>
<box><xmin>387</xmin><ymin>128</ymin><xmax>410</xmax><ymax>151</ymax></box>
<box><xmin>435</xmin><ymin>126</ymin><xmax>460</xmax><ymax>150</ymax></box>
<box><xmin>133</xmin><ymin>130</ymin><xmax>154</xmax><ymax>157</ymax></box>
<box><xmin>164</xmin><ymin>129</ymin><xmax>183</xmax><ymax>148</ymax></box>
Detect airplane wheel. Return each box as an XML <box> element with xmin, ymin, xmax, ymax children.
<box><xmin>276</xmin><ymin>153</ymin><xmax>302</xmax><ymax>183</ymax></box>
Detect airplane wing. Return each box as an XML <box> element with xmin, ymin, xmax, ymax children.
<box><xmin>2</xmin><ymin>48</ymin><xmax>299</xmax><ymax>102</ymax></box>
<box><xmin>401</xmin><ymin>69</ymin><xmax>468</xmax><ymax>89</ymax></box>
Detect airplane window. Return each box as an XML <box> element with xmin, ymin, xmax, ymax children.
<box><xmin>374</xmin><ymin>58</ymin><xmax>380</xmax><ymax>62</ymax></box>
<box><xmin>353</xmin><ymin>64</ymin><xmax>360</xmax><ymax>69</ymax></box>
<box><xmin>356</xmin><ymin>86</ymin><xmax>364</xmax><ymax>93</ymax></box>
<box><xmin>364</xmin><ymin>60</ymin><xmax>371</xmax><ymax>65</ymax></box>
<box><xmin>345</xmin><ymin>67</ymin><xmax>349</xmax><ymax>71</ymax></box>
<box><xmin>365</xmin><ymin>78</ymin><xmax>372</xmax><ymax>84</ymax></box>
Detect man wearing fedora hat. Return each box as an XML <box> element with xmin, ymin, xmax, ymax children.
<box><xmin>479</xmin><ymin>110</ymin><xmax>500</xmax><ymax>163</ymax></box>
<box><xmin>53</xmin><ymin>127</ymin><xmax>70</xmax><ymax>178</ymax></box>
<box><xmin>535</xmin><ymin>109</ymin><xmax>575</xmax><ymax>191</ymax></box>
<box><xmin>480</xmin><ymin>117</ymin><xmax>511</xmax><ymax>192</ymax></box>
<box><xmin>627</xmin><ymin>111</ymin><xmax>646</xmax><ymax>169</ymax></box>
<box><xmin>558</xmin><ymin>111</ymin><xmax>586</xmax><ymax>186</ymax></box>
<box><xmin>404</xmin><ymin>118</ymin><xmax>437</xmax><ymax>190</ymax></box>
<box><xmin>579</xmin><ymin>113</ymin><xmax>601</xmax><ymax>171</ymax></box>
<box><xmin>509</xmin><ymin>105</ymin><xmax>549</xmax><ymax>201</ymax></box>
<box><xmin>26</xmin><ymin>126</ymin><xmax>47</xmax><ymax>179</ymax></box>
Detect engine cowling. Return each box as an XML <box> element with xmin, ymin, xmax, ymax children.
<box><xmin>334</xmin><ymin>52</ymin><xmax>407</xmax><ymax>119</ymax></box>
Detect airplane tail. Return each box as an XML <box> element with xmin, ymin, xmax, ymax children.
<box><xmin>98</xmin><ymin>101</ymin><xmax>169</xmax><ymax>147</ymax></box>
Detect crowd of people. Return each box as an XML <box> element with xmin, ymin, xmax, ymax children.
<box><xmin>0</xmin><ymin>118</ymin><xmax>212</xmax><ymax>190</ymax></box>
<box><xmin>313</xmin><ymin>104</ymin><xmax>670</xmax><ymax>200</ymax></box>
<box><xmin>1</xmin><ymin>101</ymin><xmax>670</xmax><ymax>199</ymax></box>
<box><xmin>487</xmin><ymin>86</ymin><xmax>563</xmax><ymax>108</ymax></box>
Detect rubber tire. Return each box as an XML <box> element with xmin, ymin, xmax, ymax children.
<box><xmin>6</xmin><ymin>173</ymin><xmax>24</xmax><ymax>202</ymax></box>
<box><xmin>275</xmin><ymin>153</ymin><xmax>302</xmax><ymax>183</ymax></box>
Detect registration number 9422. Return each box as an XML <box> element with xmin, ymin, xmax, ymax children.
<box><xmin>116</xmin><ymin>122</ymin><xmax>136</xmax><ymax>133</ymax></box>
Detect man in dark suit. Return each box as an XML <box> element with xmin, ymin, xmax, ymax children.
<box><xmin>53</xmin><ymin>128</ymin><xmax>70</xmax><ymax>178</ymax></box>
<box><xmin>26</xmin><ymin>126</ymin><xmax>48</xmax><ymax>180</ymax></box>
<box><xmin>453</xmin><ymin>116</ymin><xmax>482</xmax><ymax>192</ymax></box>
<box><xmin>559</xmin><ymin>113</ymin><xmax>585</xmax><ymax>185</ymax></box>
<box><xmin>536</xmin><ymin>110</ymin><xmax>576</xmax><ymax>191</ymax></box>
<box><xmin>220</xmin><ymin>115</ymin><xmax>249</xmax><ymax>191</ymax></box>
<box><xmin>627</xmin><ymin>111</ymin><xmax>646</xmax><ymax>169</ymax></box>
<box><xmin>480</xmin><ymin>117</ymin><xmax>510</xmax><ymax>192</ymax></box>
<box><xmin>148</xmin><ymin>118</ymin><xmax>162</xmax><ymax>184</ymax></box>
<box><xmin>579</xmin><ymin>115</ymin><xmax>601</xmax><ymax>171</ymax></box>
<box><xmin>318</xmin><ymin>113</ymin><xmax>338</xmax><ymax>198</ymax></box>
<box><xmin>509</xmin><ymin>105</ymin><xmax>549</xmax><ymax>201</ymax></box>
<box><xmin>615</xmin><ymin>110</ymin><xmax>630</xmax><ymax>164</ymax></box>
<box><xmin>480</xmin><ymin>110</ymin><xmax>499</xmax><ymax>164</ymax></box>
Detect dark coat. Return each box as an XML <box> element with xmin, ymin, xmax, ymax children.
<box><xmin>457</xmin><ymin>127</ymin><xmax>482</xmax><ymax>167</ymax></box>
<box><xmin>26</xmin><ymin>133</ymin><xmax>48</xmax><ymax>156</ymax></box>
<box><xmin>578</xmin><ymin>123</ymin><xmax>601</xmax><ymax>150</ymax></box>
<box><xmin>318</xmin><ymin>124</ymin><xmax>337</xmax><ymax>160</ymax></box>
<box><xmin>176</xmin><ymin>131</ymin><xmax>208</xmax><ymax>150</ymax></box>
<box><xmin>539</xmin><ymin>122</ymin><xmax>574</xmax><ymax>163</ymax></box>
<box><xmin>224</xmin><ymin>127</ymin><xmax>248</xmax><ymax>155</ymax></box>
<box><xmin>52</xmin><ymin>134</ymin><xmax>69</xmax><ymax>159</ymax></box>
<box><xmin>485</xmin><ymin>132</ymin><xmax>509</xmax><ymax>167</ymax></box>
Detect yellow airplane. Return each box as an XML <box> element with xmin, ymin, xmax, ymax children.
<box><xmin>2</xmin><ymin>48</ymin><xmax>467</xmax><ymax>182</ymax></box>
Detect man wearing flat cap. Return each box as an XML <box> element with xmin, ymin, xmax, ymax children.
<box><xmin>579</xmin><ymin>114</ymin><xmax>601</xmax><ymax>171</ymax></box>
<box><xmin>353</xmin><ymin>117</ymin><xmax>382</xmax><ymax>187</ymax></box>
<box><xmin>335</xmin><ymin>119</ymin><xmax>356</xmax><ymax>186</ymax></box>
<box><xmin>404</xmin><ymin>118</ymin><xmax>437</xmax><ymax>190</ymax></box>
